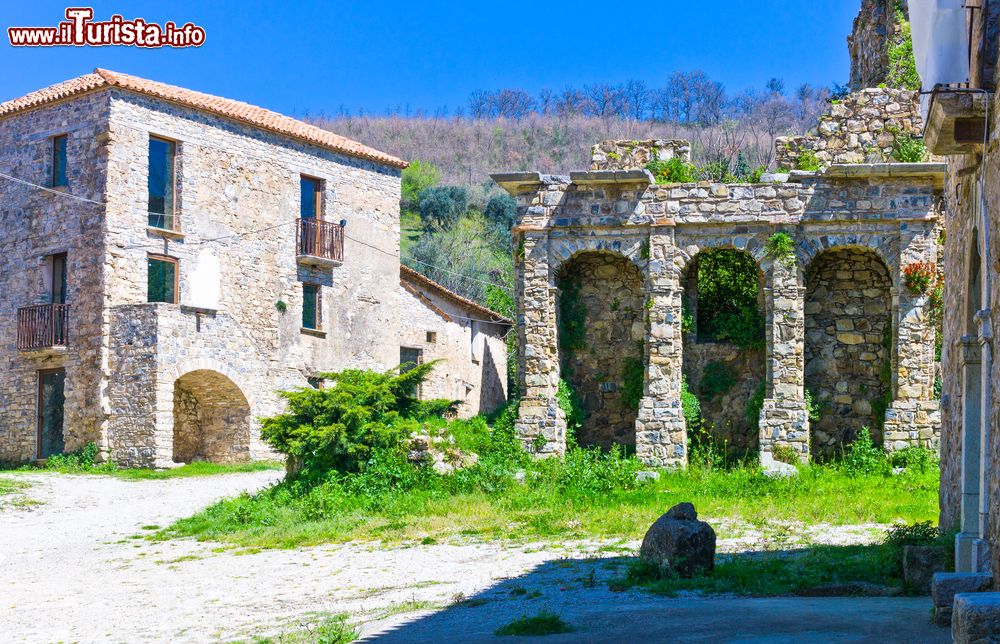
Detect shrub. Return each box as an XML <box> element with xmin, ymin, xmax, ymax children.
<box><xmin>417</xmin><ymin>185</ymin><xmax>467</xmax><ymax>231</ymax></box>
<box><xmin>805</xmin><ymin>389</ymin><xmax>823</xmax><ymax>422</ymax></box>
<box><xmin>621</xmin><ymin>356</ymin><xmax>645</xmax><ymax>412</ymax></box>
<box><xmin>260</xmin><ymin>363</ymin><xmax>457</xmax><ymax>477</ymax></box>
<box><xmin>694</xmin><ymin>248</ymin><xmax>765</xmax><ymax>350</ymax></box>
<box><xmin>401</xmin><ymin>159</ymin><xmax>440</xmax><ymax>210</ymax></box>
<box><xmin>484</xmin><ymin>193</ymin><xmax>517</xmax><ymax>242</ymax></box>
<box><xmin>43</xmin><ymin>442</ymin><xmax>116</xmax><ymax>472</ymax></box>
<box><xmin>765</xmin><ymin>232</ymin><xmax>797</xmax><ymax>267</ymax></box>
<box><xmin>700</xmin><ymin>361</ymin><xmax>736</xmax><ymax>401</ymax></box>
<box><xmin>889</xmin><ymin>445</ymin><xmax>938</xmax><ymax>474</ymax></box>
<box><xmin>646</xmin><ymin>157</ymin><xmax>698</xmax><ymax>184</ymax></box>
<box><xmin>495</xmin><ymin>611</ymin><xmax>573</xmax><ymax>637</ymax></box>
<box><xmin>746</xmin><ymin>381</ymin><xmax>766</xmax><ymax>431</ymax></box>
<box><xmin>840</xmin><ymin>427</ymin><xmax>890</xmax><ymax>477</ymax></box>
<box><xmin>796</xmin><ymin>149</ymin><xmax>821</xmax><ymax>171</ymax></box>
<box><xmin>557</xmin><ymin>379</ymin><xmax>586</xmax><ymax>448</ymax></box>
<box><xmin>681</xmin><ymin>376</ymin><xmax>702</xmax><ymax>432</ymax></box>
<box><xmin>890</xmin><ymin>132</ymin><xmax>927</xmax><ymax>163</ymax></box>
<box><xmin>887</xmin><ymin>9</ymin><xmax>920</xmax><ymax>91</ymax></box>
<box><xmin>560</xmin><ymin>445</ymin><xmax>641</xmax><ymax>495</ymax></box>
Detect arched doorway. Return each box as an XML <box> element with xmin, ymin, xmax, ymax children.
<box><xmin>172</xmin><ymin>369</ymin><xmax>252</xmax><ymax>463</ymax></box>
<box><xmin>804</xmin><ymin>247</ymin><xmax>892</xmax><ymax>458</ymax></box>
<box><xmin>681</xmin><ymin>248</ymin><xmax>765</xmax><ymax>457</ymax></box>
<box><xmin>556</xmin><ymin>251</ymin><xmax>644</xmax><ymax>450</ymax></box>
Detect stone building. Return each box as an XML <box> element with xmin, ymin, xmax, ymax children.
<box><xmin>494</xmin><ymin>128</ymin><xmax>942</xmax><ymax>467</ymax></box>
<box><xmin>918</xmin><ymin>0</ymin><xmax>1000</xmax><ymax>595</ymax></box>
<box><xmin>0</xmin><ymin>69</ymin><xmax>508</xmax><ymax>467</ymax></box>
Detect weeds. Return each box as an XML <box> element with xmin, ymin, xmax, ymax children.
<box><xmin>495</xmin><ymin>611</ymin><xmax>573</xmax><ymax>636</ymax></box>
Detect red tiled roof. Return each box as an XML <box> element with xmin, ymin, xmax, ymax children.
<box><xmin>400</xmin><ymin>265</ymin><xmax>512</xmax><ymax>326</ymax></box>
<box><xmin>0</xmin><ymin>69</ymin><xmax>407</xmax><ymax>169</ymax></box>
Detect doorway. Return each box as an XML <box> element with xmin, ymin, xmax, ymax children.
<box><xmin>37</xmin><ymin>368</ymin><xmax>66</xmax><ymax>459</ymax></box>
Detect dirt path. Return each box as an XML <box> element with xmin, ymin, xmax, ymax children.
<box><xmin>0</xmin><ymin>472</ymin><xmax>945</xmax><ymax>643</ymax></box>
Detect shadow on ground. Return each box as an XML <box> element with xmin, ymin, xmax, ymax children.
<box><xmin>361</xmin><ymin>553</ymin><xmax>949</xmax><ymax>643</ymax></box>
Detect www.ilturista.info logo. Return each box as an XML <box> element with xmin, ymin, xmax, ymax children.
<box><xmin>8</xmin><ymin>8</ymin><xmax>206</xmax><ymax>48</ymax></box>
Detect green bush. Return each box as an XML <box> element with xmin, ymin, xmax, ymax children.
<box><xmin>796</xmin><ymin>149</ymin><xmax>821</xmax><ymax>171</ymax></box>
<box><xmin>401</xmin><ymin>159</ymin><xmax>439</xmax><ymax>211</ymax></box>
<box><xmin>495</xmin><ymin>611</ymin><xmax>573</xmax><ymax>637</ymax></box>
<box><xmin>417</xmin><ymin>186</ymin><xmax>467</xmax><ymax>231</ymax></box>
<box><xmin>765</xmin><ymin>232</ymin><xmax>797</xmax><ymax>267</ymax></box>
<box><xmin>681</xmin><ymin>376</ymin><xmax>702</xmax><ymax>432</ymax></box>
<box><xmin>260</xmin><ymin>363</ymin><xmax>457</xmax><ymax>477</ymax></box>
<box><xmin>700</xmin><ymin>361</ymin><xmax>736</xmax><ymax>401</ymax></box>
<box><xmin>746</xmin><ymin>381</ymin><xmax>766</xmax><ymax>431</ymax></box>
<box><xmin>887</xmin><ymin>10</ymin><xmax>920</xmax><ymax>91</ymax></box>
<box><xmin>890</xmin><ymin>130</ymin><xmax>927</xmax><ymax>163</ymax></box>
<box><xmin>43</xmin><ymin>442</ymin><xmax>117</xmax><ymax>473</ymax></box>
<box><xmin>889</xmin><ymin>445</ymin><xmax>938</xmax><ymax>474</ymax></box>
<box><xmin>694</xmin><ymin>249</ymin><xmax>765</xmax><ymax>350</ymax></box>
<box><xmin>646</xmin><ymin>157</ymin><xmax>698</xmax><ymax>184</ymax></box>
<box><xmin>559</xmin><ymin>445</ymin><xmax>641</xmax><ymax>495</ymax></box>
<box><xmin>840</xmin><ymin>427</ymin><xmax>890</xmax><ymax>477</ymax></box>
<box><xmin>557</xmin><ymin>379</ymin><xmax>586</xmax><ymax>448</ymax></box>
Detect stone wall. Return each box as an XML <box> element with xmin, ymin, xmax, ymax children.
<box><xmin>848</xmin><ymin>0</ymin><xmax>904</xmax><ymax>91</ymax></box>
<box><xmin>0</xmin><ymin>92</ymin><xmax>111</xmax><ymax>462</ymax></box>
<box><xmin>590</xmin><ymin>140</ymin><xmax>691</xmax><ymax>172</ymax></box>
<box><xmin>496</xmin><ymin>159</ymin><xmax>943</xmax><ymax>467</ymax></box>
<box><xmin>556</xmin><ymin>252</ymin><xmax>645</xmax><ymax>449</ymax></box>
<box><xmin>804</xmin><ymin>247</ymin><xmax>893</xmax><ymax>458</ymax></box>
<box><xmin>398</xmin><ymin>272</ymin><xmax>509</xmax><ymax>418</ymax></box>
<box><xmin>776</xmin><ymin>88</ymin><xmax>922</xmax><ymax>169</ymax></box>
<box><xmin>682</xmin><ymin>342</ymin><xmax>764</xmax><ymax>454</ymax></box>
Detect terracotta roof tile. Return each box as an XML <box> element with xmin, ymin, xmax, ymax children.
<box><xmin>400</xmin><ymin>265</ymin><xmax>512</xmax><ymax>326</ymax></box>
<box><xmin>0</xmin><ymin>69</ymin><xmax>407</xmax><ymax>169</ymax></box>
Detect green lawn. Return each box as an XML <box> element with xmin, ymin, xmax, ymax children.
<box><xmin>159</xmin><ymin>462</ymin><xmax>939</xmax><ymax>549</ymax></box>
<box><xmin>3</xmin><ymin>459</ymin><xmax>283</xmax><ymax>480</ymax></box>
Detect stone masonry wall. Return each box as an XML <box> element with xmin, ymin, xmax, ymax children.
<box><xmin>499</xmin><ymin>160</ymin><xmax>942</xmax><ymax>467</ymax></box>
<box><xmin>848</xmin><ymin>0</ymin><xmax>904</xmax><ymax>91</ymax></box>
<box><xmin>557</xmin><ymin>252</ymin><xmax>645</xmax><ymax>449</ymax></box>
<box><xmin>397</xmin><ymin>279</ymin><xmax>509</xmax><ymax>418</ymax></box>
<box><xmin>804</xmin><ymin>247</ymin><xmax>893</xmax><ymax>458</ymax></box>
<box><xmin>0</xmin><ymin>92</ymin><xmax>110</xmax><ymax>462</ymax></box>
<box><xmin>682</xmin><ymin>342</ymin><xmax>764</xmax><ymax>454</ymax></box>
<box><xmin>776</xmin><ymin>88</ymin><xmax>922</xmax><ymax>169</ymax></box>
<box><xmin>590</xmin><ymin>140</ymin><xmax>691</xmax><ymax>171</ymax></box>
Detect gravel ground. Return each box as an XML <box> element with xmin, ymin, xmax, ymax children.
<box><xmin>0</xmin><ymin>472</ymin><xmax>937</xmax><ymax>643</ymax></box>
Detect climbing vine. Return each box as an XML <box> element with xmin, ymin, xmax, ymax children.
<box><xmin>621</xmin><ymin>355</ymin><xmax>645</xmax><ymax>412</ymax></box>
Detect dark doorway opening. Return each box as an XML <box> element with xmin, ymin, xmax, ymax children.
<box><xmin>37</xmin><ymin>368</ymin><xmax>66</xmax><ymax>459</ymax></box>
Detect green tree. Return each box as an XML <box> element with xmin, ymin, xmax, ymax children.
<box><xmin>484</xmin><ymin>193</ymin><xmax>517</xmax><ymax>244</ymax></box>
<box><xmin>418</xmin><ymin>186</ymin><xmax>468</xmax><ymax>231</ymax></box>
<box><xmin>401</xmin><ymin>159</ymin><xmax>439</xmax><ymax>211</ymax></box>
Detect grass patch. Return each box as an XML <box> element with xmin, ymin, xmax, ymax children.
<box><xmin>495</xmin><ymin>611</ymin><xmax>573</xmax><ymax>637</ymax></box>
<box><xmin>109</xmin><ymin>461</ymin><xmax>283</xmax><ymax>480</ymax></box>
<box><xmin>158</xmin><ymin>459</ymin><xmax>938</xmax><ymax>549</ymax></box>
<box><xmin>251</xmin><ymin>612</ymin><xmax>357</xmax><ymax>644</ymax></box>
<box><xmin>0</xmin><ymin>477</ymin><xmax>34</xmax><ymax>508</ymax></box>
<box><xmin>610</xmin><ymin>543</ymin><xmax>899</xmax><ymax>597</ymax></box>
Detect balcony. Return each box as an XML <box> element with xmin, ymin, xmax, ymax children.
<box><xmin>296</xmin><ymin>218</ymin><xmax>344</xmax><ymax>267</ymax></box>
<box><xmin>924</xmin><ymin>90</ymin><xmax>989</xmax><ymax>156</ymax></box>
<box><xmin>17</xmin><ymin>304</ymin><xmax>69</xmax><ymax>352</ymax></box>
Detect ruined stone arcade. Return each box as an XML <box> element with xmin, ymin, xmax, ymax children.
<box><xmin>494</xmin><ymin>143</ymin><xmax>943</xmax><ymax>468</ymax></box>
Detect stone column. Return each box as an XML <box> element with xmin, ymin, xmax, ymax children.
<box><xmin>635</xmin><ymin>230</ymin><xmax>687</xmax><ymax>468</ymax></box>
<box><xmin>758</xmin><ymin>259</ymin><xmax>810</xmax><ymax>463</ymax></box>
<box><xmin>956</xmin><ymin>336</ymin><xmax>983</xmax><ymax>572</ymax></box>
<box><xmin>884</xmin><ymin>231</ymin><xmax>941</xmax><ymax>450</ymax></box>
<box><xmin>514</xmin><ymin>229</ymin><xmax>565</xmax><ymax>456</ymax></box>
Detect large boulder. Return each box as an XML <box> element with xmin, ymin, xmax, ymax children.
<box><xmin>902</xmin><ymin>545</ymin><xmax>947</xmax><ymax>594</ymax></box>
<box><xmin>640</xmin><ymin>502</ymin><xmax>716</xmax><ymax>578</ymax></box>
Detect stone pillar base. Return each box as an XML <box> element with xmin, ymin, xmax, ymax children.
<box><xmin>758</xmin><ymin>398</ymin><xmax>810</xmax><ymax>462</ymax></box>
<box><xmin>635</xmin><ymin>398</ymin><xmax>686</xmax><ymax>468</ymax></box>
<box><xmin>883</xmin><ymin>400</ymin><xmax>941</xmax><ymax>451</ymax></box>
<box><xmin>957</xmin><ymin>533</ymin><xmax>980</xmax><ymax>573</ymax></box>
<box><xmin>931</xmin><ymin>571</ymin><xmax>993</xmax><ymax>626</ymax></box>
<box><xmin>953</xmin><ymin>592</ymin><xmax>1000</xmax><ymax>641</ymax></box>
<box><xmin>515</xmin><ymin>397</ymin><xmax>566</xmax><ymax>457</ymax></box>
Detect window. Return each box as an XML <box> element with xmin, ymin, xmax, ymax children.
<box><xmin>307</xmin><ymin>377</ymin><xmax>325</xmax><ymax>389</ymax></box>
<box><xmin>147</xmin><ymin>255</ymin><xmax>178</xmax><ymax>304</ymax></box>
<box><xmin>302</xmin><ymin>283</ymin><xmax>320</xmax><ymax>330</ymax></box>
<box><xmin>426</xmin><ymin>331</ymin><xmax>437</xmax><ymax>343</ymax></box>
<box><xmin>300</xmin><ymin>176</ymin><xmax>322</xmax><ymax>219</ymax></box>
<box><xmin>49</xmin><ymin>253</ymin><xmax>67</xmax><ymax>304</ymax></box>
<box><xmin>52</xmin><ymin>134</ymin><xmax>68</xmax><ymax>187</ymax></box>
<box><xmin>400</xmin><ymin>347</ymin><xmax>423</xmax><ymax>397</ymax></box>
<box><xmin>148</xmin><ymin>137</ymin><xmax>176</xmax><ymax>229</ymax></box>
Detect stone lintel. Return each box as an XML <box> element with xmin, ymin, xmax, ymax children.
<box><xmin>490</xmin><ymin>172</ymin><xmax>544</xmax><ymax>195</ymax></box>
<box><xmin>568</xmin><ymin>169</ymin><xmax>654</xmax><ymax>187</ymax></box>
<box><xmin>821</xmin><ymin>162</ymin><xmax>948</xmax><ymax>188</ymax></box>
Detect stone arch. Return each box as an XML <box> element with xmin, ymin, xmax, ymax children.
<box><xmin>798</xmin><ymin>234</ymin><xmax>899</xmax><ymax>277</ymax></box>
<box><xmin>548</xmin><ymin>235</ymin><xmax>648</xmax><ymax>275</ymax></box>
<box><xmin>170</xmin><ymin>368</ymin><xmax>252</xmax><ymax>464</ymax></box>
<box><xmin>678</xmin><ymin>244</ymin><xmax>766</xmax><ymax>456</ymax></box>
<box><xmin>555</xmin><ymin>249</ymin><xmax>645</xmax><ymax>450</ymax></box>
<box><xmin>804</xmin><ymin>245</ymin><xmax>893</xmax><ymax>458</ymax></box>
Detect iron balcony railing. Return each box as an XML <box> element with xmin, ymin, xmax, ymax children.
<box><xmin>296</xmin><ymin>218</ymin><xmax>344</xmax><ymax>263</ymax></box>
<box><xmin>17</xmin><ymin>303</ymin><xmax>69</xmax><ymax>351</ymax></box>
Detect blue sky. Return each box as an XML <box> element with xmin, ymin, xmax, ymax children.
<box><xmin>0</xmin><ymin>1</ymin><xmax>859</xmax><ymax>117</ymax></box>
